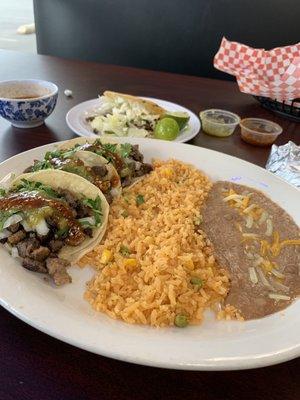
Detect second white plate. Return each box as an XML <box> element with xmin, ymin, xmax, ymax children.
<box><xmin>66</xmin><ymin>97</ymin><xmax>201</xmax><ymax>143</ymax></box>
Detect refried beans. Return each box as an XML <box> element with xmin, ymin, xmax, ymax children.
<box><xmin>201</xmin><ymin>181</ymin><xmax>300</xmax><ymax>319</ymax></box>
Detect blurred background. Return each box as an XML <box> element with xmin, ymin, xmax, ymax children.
<box><xmin>1</xmin><ymin>0</ymin><xmax>299</xmax><ymax>80</ymax></box>
<box><xmin>1</xmin><ymin>0</ymin><xmax>35</xmax><ymax>52</ymax></box>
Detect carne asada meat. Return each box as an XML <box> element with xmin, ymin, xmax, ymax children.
<box><xmin>46</xmin><ymin>257</ymin><xmax>71</xmax><ymax>286</ymax></box>
<box><xmin>91</xmin><ymin>165</ymin><xmax>108</xmax><ymax>177</ymax></box>
<box><xmin>49</xmin><ymin>239</ymin><xmax>64</xmax><ymax>252</ymax></box>
<box><xmin>31</xmin><ymin>246</ymin><xmax>51</xmax><ymax>261</ymax></box>
<box><xmin>7</xmin><ymin>230</ymin><xmax>26</xmax><ymax>245</ymax></box>
<box><xmin>8</xmin><ymin>222</ymin><xmax>20</xmax><ymax>233</ymax></box>
<box><xmin>22</xmin><ymin>257</ymin><xmax>48</xmax><ymax>273</ymax></box>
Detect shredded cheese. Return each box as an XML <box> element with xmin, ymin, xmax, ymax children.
<box><xmin>223</xmin><ymin>194</ymin><xmax>244</xmax><ymax>202</ymax></box>
<box><xmin>243</xmin><ymin>204</ymin><xmax>258</xmax><ymax>215</ymax></box>
<box><xmin>271</xmin><ymin>269</ymin><xmax>285</xmax><ymax>279</ymax></box>
<box><xmin>269</xmin><ymin>293</ymin><xmax>291</xmax><ymax>301</ymax></box>
<box><xmin>265</xmin><ymin>219</ymin><xmax>273</xmax><ymax>237</ymax></box>
<box><xmin>249</xmin><ymin>267</ymin><xmax>258</xmax><ymax>284</ymax></box>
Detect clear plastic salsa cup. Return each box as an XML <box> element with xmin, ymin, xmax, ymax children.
<box><xmin>200</xmin><ymin>109</ymin><xmax>240</xmax><ymax>137</ymax></box>
<box><xmin>240</xmin><ymin>118</ymin><xmax>283</xmax><ymax>146</ymax></box>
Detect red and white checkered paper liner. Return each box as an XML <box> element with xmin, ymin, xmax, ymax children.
<box><xmin>214</xmin><ymin>37</ymin><xmax>300</xmax><ymax>101</ymax></box>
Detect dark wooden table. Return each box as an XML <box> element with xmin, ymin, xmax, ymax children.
<box><xmin>0</xmin><ymin>50</ymin><xmax>299</xmax><ymax>400</ymax></box>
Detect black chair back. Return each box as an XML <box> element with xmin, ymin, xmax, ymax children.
<box><xmin>34</xmin><ymin>0</ymin><xmax>300</xmax><ymax>79</ymax></box>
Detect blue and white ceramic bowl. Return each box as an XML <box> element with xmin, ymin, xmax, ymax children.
<box><xmin>0</xmin><ymin>79</ymin><xmax>58</xmax><ymax>128</ymax></box>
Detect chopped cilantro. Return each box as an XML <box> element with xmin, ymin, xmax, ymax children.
<box><xmin>44</xmin><ymin>144</ymin><xmax>81</xmax><ymax>161</ymax></box>
<box><xmin>121</xmin><ymin>210</ymin><xmax>129</xmax><ymax>218</ymax></box>
<box><xmin>82</xmin><ymin>196</ymin><xmax>103</xmax><ymax>226</ymax></box>
<box><xmin>119</xmin><ymin>245</ymin><xmax>131</xmax><ymax>257</ymax></box>
<box><xmin>55</xmin><ymin>226</ymin><xmax>69</xmax><ymax>239</ymax></box>
<box><xmin>136</xmin><ymin>194</ymin><xmax>145</xmax><ymax>206</ymax></box>
<box><xmin>0</xmin><ymin>188</ymin><xmax>6</xmax><ymax>197</ymax></box>
<box><xmin>61</xmin><ymin>144</ymin><xmax>81</xmax><ymax>159</ymax></box>
<box><xmin>32</xmin><ymin>159</ymin><xmax>52</xmax><ymax>171</ymax></box>
<box><xmin>16</xmin><ymin>179</ymin><xmax>60</xmax><ymax>199</ymax></box>
<box><xmin>102</xmin><ymin>143</ymin><xmax>117</xmax><ymax>153</ymax></box>
<box><xmin>119</xmin><ymin>143</ymin><xmax>132</xmax><ymax>158</ymax></box>
<box><xmin>44</xmin><ymin>149</ymin><xmax>63</xmax><ymax>160</ymax></box>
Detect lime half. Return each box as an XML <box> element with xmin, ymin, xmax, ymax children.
<box><xmin>162</xmin><ymin>111</ymin><xmax>190</xmax><ymax>130</ymax></box>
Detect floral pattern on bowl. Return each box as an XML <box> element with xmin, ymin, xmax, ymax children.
<box><xmin>0</xmin><ymin>79</ymin><xmax>58</xmax><ymax>128</ymax></box>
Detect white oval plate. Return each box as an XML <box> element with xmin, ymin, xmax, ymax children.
<box><xmin>0</xmin><ymin>138</ymin><xmax>299</xmax><ymax>370</ymax></box>
<box><xmin>66</xmin><ymin>98</ymin><xmax>201</xmax><ymax>143</ymax></box>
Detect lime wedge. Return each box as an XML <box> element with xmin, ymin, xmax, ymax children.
<box><xmin>154</xmin><ymin>118</ymin><xmax>180</xmax><ymax>141</ymax></box>
<box><xmin>162</xmin><ymin>111</ymin><xmax>190</xmax><ymax>130</ymax></box>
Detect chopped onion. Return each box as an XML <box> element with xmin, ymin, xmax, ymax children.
<box><xmin>78</xmin><ymin>216</ymin><xmax>96</xmax><ymax>227</ymax></box>
<box><xmin>269</xmin><ymin>277</ymin><xmax>289</xmax><ymax>293</ymax></box>
<box><xmin>243</xmin><ymin>204</ymin><xmax>257</xmax><ymax>214</ymax></box>
<box><xmin>271</xmin><ymin>269</ymin><xmax>285</xmax><ymax>279</ymax></box>
<box><xmin>134</xmin><ymin>162</ymin><xmax>142</xmax><ymax>170</ymax></box>
<box><xmin>257</xmin><ymin>267</ymin><xmax>273</xmax><ymax>289</ymax></box>
<box><xmin>3</xmin><ymin>213</ymin><xmax>23</xmax><ymax>229</ymax></box>
<box><xmin>249</xmin><ymin>267</ymin><xmax>258</xmax><ymax>284</ymax></box>
<box><xmin>11</xmin><ymin>247</ymin><xmax>19</xmax><ymax>258</ymax></box>
<box><xmin>265</xmin><ymin>219</ymin><xmax>273</xmax><ymax>236</ymax></box>
<box><xmin>269</xmin><ymin>293</ymin><xmax>290</xmax><ymax>301</ymax></box>
<box><xmin>258</xmin><ymin>211</ymin><xmax>268</xmax><ymax>225</ymax></box>
<box><xmin>21</xmin><ymin>220</ymin><xmax>33</xmax><ymax>232</ymax></box>
<box><xmin>245</xmin><ymin>215</ymin><xmax>254</xmax><ymax>229</ymax></box>
<box><xmin>35</xmin><ymin>219</ymin><xmax>49</xmax><ymax>236</ymax></box>
<box><xmin>0</xmin><ymin>229</ymin><xmax>11</xmax><ymax>239</ymax></box>
<box><xmin>223</xmin><ymin>194</ymin><xmax>244</xmax><ymax>202</ymax></box>
<box><xmin>111</xmin><ymin>188</ymin><xmax>121</xmax><ymax>198</ymax></box>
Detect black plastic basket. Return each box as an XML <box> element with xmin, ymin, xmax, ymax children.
<box><xmin>254</xmin><ymin>96</ymin><xmax>300</xmax><ymax>122</ymax></box>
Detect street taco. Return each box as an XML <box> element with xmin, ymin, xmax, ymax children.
<box><xmin>0</xmin><ymin>170</ymin><xmax>109</xmax><ymax>285</ymax></box>
<box><xmin>24</xmin><ymin>148</ymin><xmax>121</xmax><ymax>204</ymax></box>
<box><xmin>86</xmin><ymin>91</ymin><xmax>165</xmax><ymax>137</ymax></box>
<box><xmin>57</xmin><ymin>137</ymin><xmax>153</xmax><ymax>187</ymax></box>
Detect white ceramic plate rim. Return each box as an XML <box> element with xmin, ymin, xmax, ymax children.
<box><xmin>66</xmin><ymin>97</ymin><xmax>201</xmax><ymax>143</ymax></box>
<box><xmin>0</xmin><ymin>138</ymin><xmax>299</xmax><ymax>371</ymax></box>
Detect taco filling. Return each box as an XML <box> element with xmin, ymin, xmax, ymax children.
<box><xmin>24</xmin><ymin>151</ymin><xmax>120</xmax><ymax>204</ymax></box>
<box><xmin>0</xmin><ymin>179</ymin><xmax>103</xmax><ymax>285</ymax></box>
<box><xmin>86</xmin><ymin>91</ymin><xmax>165</xmax><ymax>138</ymax></box>
<box><xmin>57</xmin><ymin>139</ymin><xmax>153</xmax><ymax>187</ymax></box>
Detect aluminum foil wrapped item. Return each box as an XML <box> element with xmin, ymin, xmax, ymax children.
<box><xmin>266</xmin><ymin>141</ymin><xmax>300</xmax><ymax>188</ymax></box>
